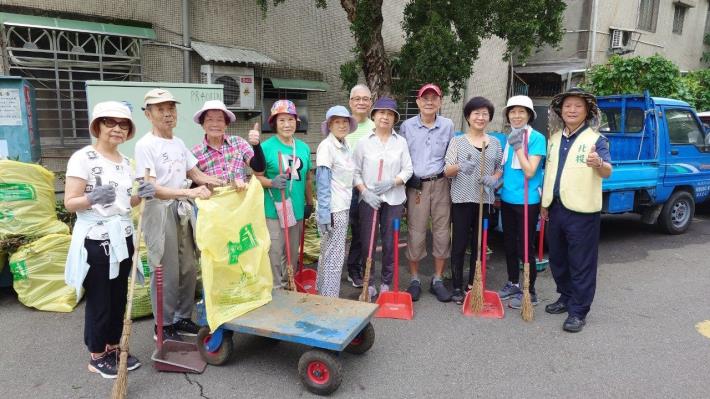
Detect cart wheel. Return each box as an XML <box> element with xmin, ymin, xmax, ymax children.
<box><xmin>298</xmin><ymin>350</ymin><xmax>342</xmax><ymax>395</ymax></box>
<box><xmin>344</xmin><ymin>322</ymin><xmax>375</xmax><ymax>355</ymax></box>
<box><xmin>197</xmin><ymin>327</ymin><xmax>233</xmax><ymax>366</ymax></box>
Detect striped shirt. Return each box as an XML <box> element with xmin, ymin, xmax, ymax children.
<box><xmin>445</xmin><ymin>134</ymin><xmax>502</xmax><ymax>204</ymax></box>
<box><xmin>191</xmin><ymin>134</ymin><xmax>254</xmax><ymax>181</ymax></box>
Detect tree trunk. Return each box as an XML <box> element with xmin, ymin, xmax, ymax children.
<box><xmin>340</xmin><ymin>0</ymin><xmax>392</xmax><ymax>97</ymax></box>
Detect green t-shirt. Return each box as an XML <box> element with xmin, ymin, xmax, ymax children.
<box><xmin>345</xmin><ymin>118</ymin><xmax>375</xmax><ymax>149</ymax></box>
<box><xmin>261</xmin><ymin>135</ymin><xmax>312</xmax><ymax>220</ymax></box>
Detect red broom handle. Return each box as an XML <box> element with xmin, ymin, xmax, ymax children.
<box><xmin>277</xmin><ymin>152</ymin><xmax>293</xmax><ymax>272</ymax></box>
<box><xmin>523</xmin><ymin>129</ymin><xmax>529</xmax><ymax>262</ymax></box>
<box><xmin>482</xmin><ymin>218</ymin><xmax>489</xmax><ymax>287</ymax></box>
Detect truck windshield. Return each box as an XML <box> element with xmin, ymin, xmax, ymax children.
<box><xmin>599</xmin><ymin>107</ymin><xmax>644</xmax><ymax>133</ymax></box>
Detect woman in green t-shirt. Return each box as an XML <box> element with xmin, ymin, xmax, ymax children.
<box><xmin>254</xmin><ymin>100</ymin><xmax>314</xmax><ymax>289</ymax></box>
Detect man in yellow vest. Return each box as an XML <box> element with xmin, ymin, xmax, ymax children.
<box><xmin>540</xmin><ymin>88</ymin><xmax>612</xmax><ymax>333</ymax></box>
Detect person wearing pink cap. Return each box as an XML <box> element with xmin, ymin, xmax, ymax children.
<box><xmin>399</xmin><ymin>83</ymin><xmax>455</xmax><ymax>302</ymax></box>
<box><xmin>190</xmin><ymin>100</ymin><xmax>266</xmax><ymax>188</ymax></box>
<box><xmin>254</xmin><ymin>100</ymin><xmax>314</xmax><ymax>289</ymax></box>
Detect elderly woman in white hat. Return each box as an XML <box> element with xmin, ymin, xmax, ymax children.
<box><xmin>315</xmin><ymin>105</ymin><xmax>357</xmax><ymax>297</ymax></box>
<box><xmin>64</xmin><ymin>101</ymin><xmax>155</xmax><ymax>378</ymax></box>
<box><xmin>190</xmin><ymin>100</ymin><xmax>265</xmax><ymax>190</ymax></box>
<box><xmin>497</xmin><ymin>95</ymin><xmax>547</xmax><ymax>309</ymax></box>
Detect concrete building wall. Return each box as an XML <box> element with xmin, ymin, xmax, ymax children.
<box><xmin>0</xmin><ymin>0</ymin><xmax>510</xmax><ymax>167</ymax></box>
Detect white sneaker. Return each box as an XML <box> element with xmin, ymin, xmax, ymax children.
<box><xmin>379</xmin><ymin>284</ymin><xmax>390</xmax><ymax>293</ymax></box>
<box><xmin>368</xmin><ymin>285</ymin><xmax>377</xmax><ymax>301</ymax></box>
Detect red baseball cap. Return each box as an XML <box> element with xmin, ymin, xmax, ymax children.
<box><xmin>417</xmin><ymin>83</ymin><xmax>442</xmax><ymax>98</ymax></box>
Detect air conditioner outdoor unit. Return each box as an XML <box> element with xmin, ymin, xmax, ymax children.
<box><xmin>610</xmin><ymin>29</ymin><xmax>624</xmax><ymax>49</ymax></box>
<box><xmin>200</xmin><ymin>65</ymin><xmax>255</xmax><ymax>110</ymax></box>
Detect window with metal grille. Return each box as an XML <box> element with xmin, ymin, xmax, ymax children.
<box><xmin>396</xmin><ymin>89</ymin><xmax>419</xmax><ymax>129</ymax></box>
<box><xmin>1</xmin><ymin>24</ymin><xmax>143</xmax><ymax>147</ymax></box>
<box><xmin>637</xmin><ymin>0</ymin><xmax>659</xmax><ymax>32</ymax></box>
<box><xmin>673</xmin><ymin>5</ymin><xmax>687</xmax><ymax>34</ymax></box>
<box><xmin>261</xmin><ymin>79</ymin><xmax>308</xmax><ymax>133</ymax></box>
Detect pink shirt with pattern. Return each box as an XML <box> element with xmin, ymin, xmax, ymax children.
<box><xmin>191</xmin><ymin>134</ymin><xmax>254</xmax><ymax>181</ymax></box>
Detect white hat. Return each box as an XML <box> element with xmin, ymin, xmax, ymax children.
<box><xmin>89</xmin><ymin>101</ymin><xmax>135</xmax><ymax>139</ymax></box>
<box><xmin>321</xmin><ymin>105</ymin><xmax>357</xmax><ymax>135</ymax></box>
<box><xmin>504</xmin><ymin>95</ymin><xmax>537</xmax><ymax>123</ymax></box>
<box><xmin>142</xmin><ymin>88</ymin><xmax>180</xmax><ymax>109</ymax></box>
<box><xmin>193</xmin><ymin>100</ymin><xmax>236</xmax><ymax>124</ymax></box>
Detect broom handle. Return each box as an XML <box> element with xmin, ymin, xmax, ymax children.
<box><xmin>360</xmin><ymin>160</ymin><xmax>383</xmax><ymax>301</ymax></box>
<box><xmin>481</xmin><ymin>218</ymin><xmax>488</xmax><ymax>287</ymax></box>
<box><xmin>476</xmin><ymin>144</ymin><xmax>486</xmax><ymax>263</ymax></box>
<box><xmin>277</xmin><ymin>151</ymin><xmax>295</xmax><ymax>290</ymax></box>
<box><xmin>298</xmin><ymin>219</ymin><xmax>306</xmax><ymax>273</ymax></box>
<box><xmin>523</xmin><ymin>130</ymin><xmax>529</xmax><ymax>261</ymax></box>
<box><xmin>538</xmin><ymin>217</ymin><xmax>545</xmax><ymax>262</ymax></box>
<box><xmin>393</xmin><ymin>218</ymin><xmax>400</xmax><ymax>292</ymax></box>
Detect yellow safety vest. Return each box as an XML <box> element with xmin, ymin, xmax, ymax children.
<box><xmin>541</xmin><ymin>127</ymin><xmax>602</xmax><ymax>213</ymax></box>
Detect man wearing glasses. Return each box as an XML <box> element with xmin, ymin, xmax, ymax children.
<box><xmin>344</xmin><ymin>84</ymin><xmax>376</xmax><ymax>288</ymax></box>
<box><xmin>399</xmin><ymin>83</ymin><xmax>454</xmax><ymax>302</ymax></box>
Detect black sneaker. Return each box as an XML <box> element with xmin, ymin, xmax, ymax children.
<box><xmin>451</xmin><ymin>288</ymin><xmax>465</xmax><ymax>305</ymax></box>
<box><xmin>430</xmin><ymin>279</ymin><xmax>452</xmax><ymax>302</ymax></box>
<box><xmin>88</xmin><ymin>352</ymin><xmax>117</xmax><ymax>379</ymax></box>
<box><xmin>406</xmin><ymin>280</ymin><xmax>422</xmax><ymax>302</ymax></box>
<box><xmin>347</xmin><ymin>272</ymin><xmax>364</xmax><ymax>288</ymax></box>
<box><xmin>106</xmin><ymin>349</ymin><xmax>141</xmax><ymax>371</ymax></box>
<box><xmin>153</xmin><ymin>324</ymin><xmax>183</xmax><ymax>342</ymax></box>
<box><xmin>174</xmin><ymin>318</ymin><xmax>201</xmax><ymax>336</ymax></box>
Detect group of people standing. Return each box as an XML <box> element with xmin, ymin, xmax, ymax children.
<box><xmin>63</xmin><ymin>82</ymin><xmax>611</xmax><ymax>379</ymax></box>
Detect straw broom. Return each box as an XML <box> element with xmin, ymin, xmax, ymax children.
<box><xmin>359</xmin><ymin>160</ymin><xmax>384</xmax><ymax>303</ymax></box>
<box><xmin>521</xmin><ymin>130</ymin><xmax>534</xmax><ymax>321</ymax></box>
<box><xmin>277</xmin><ymin>151</ymin><xmax>297</xmax><ymax>291</ymax></box>
<box><xmin>112</xmin><ymin>169</ymin><xmax>150</xmax><ymax>399</ymax></box>
<box><xmin>469</xmin><ymin>145</ymin><xmax>486</xmax><ymax>313</ymax></box>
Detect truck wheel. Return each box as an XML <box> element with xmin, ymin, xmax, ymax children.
<box><xmin>197</xmin><ymin>327</ymin><xmax>233</xmax><ymax>365</ymax></box>
<box><xmin>298</xmin><ymin>350</ymin><xmax>342</xmax><ymax>395</ymax></box>
<box><xmin>659</xmin><ymin>191</ymin><xmax>694</xmax><ymax>235</ymax></box>
<box><xmin>344</xmin><ymin>322</ymin><xmax>375</xmax><ymax>355</ymax></box>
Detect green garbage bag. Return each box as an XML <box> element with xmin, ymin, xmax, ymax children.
<box><xmin>0</xmin><ymin>160</ymin><xmax>69</xmax><ymax>239</ymax></box>
<box><xmin>9</xmin><ymin>234</ymin><xmax>78</xmax><ymax>312</ymax></box>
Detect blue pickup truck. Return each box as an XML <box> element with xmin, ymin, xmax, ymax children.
<box><xmin>598</xmin><ymin>92</ymin><xmax>710</xmax><ymax>234</ymax></box>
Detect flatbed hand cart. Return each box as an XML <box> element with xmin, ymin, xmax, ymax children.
<box><xmin>195</xmin><ymin>290</ymin><xmax>379</xmax><ymax>396</ymax></box>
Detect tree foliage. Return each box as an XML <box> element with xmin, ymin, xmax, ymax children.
<box><xmin>256</xmin><ymin>0</ymin><xmax>566</xmax><ymax>101</ymax></box>
<box><xmin>583</xmin><ymin>55</ymin><xmax>710</xmax><ymax>111</ymax></box>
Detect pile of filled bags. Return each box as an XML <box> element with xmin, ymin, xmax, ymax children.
<box><xmin>1</xmin><ymin>160</ymin><xmax>75</xmax><ymax>312</ymax></box>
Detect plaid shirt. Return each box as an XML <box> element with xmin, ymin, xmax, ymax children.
<box><xmin>191</xmin><ymin>134</ymin><xmax>254</xmax><ymax>181</ymax></box>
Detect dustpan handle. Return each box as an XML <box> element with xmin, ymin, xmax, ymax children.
<box><xmin>481</xmin><ymin>218</ymin><xmax>488</xmax><ymax>288</ymax></box>
<box><xmin>155</xmin><ymin>263</ymin><xmax>164</xmax><ymax>351</ymax></box>
<box><xmin>393</xmin><ymin>218</ymin><xmax>400</xmax><ymax>292</ymax></box>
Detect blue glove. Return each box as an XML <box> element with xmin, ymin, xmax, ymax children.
<box><xmin>137</xmin><ymin>181</ymin><xmax>155</xmax><ymax>199</ymax></box>
<box><xmin>479</xmin><ymin>175</ymin><xmax>499</xmax><ymax>189</ymax></box>
<box><xmin>360</xmin><ymin>189</ymin><xmax>382</xmax><ymax>210</ymax></box>
<box><xmin>318</xmin><ymin>223</ymin><xmax>332</xmax><ymax>236</ymax></box>
<box><xmin>371</xmin><ymin>179</ymin><xmax>394</xmax><ymax>195</ymax></box>
<box><xmin>507</xmin><ymin>128</ymin><xmax>525</xmax><ymax>151</ymax></box>
<box><xmin>87</xmin><ymin>184</ymin><xmax>115</xmax><ymax>206</ymax></box>
<box><xmin>458</xmin><ymin>159</ymin><xmax>476</xmax><ymax>175</ymax></box>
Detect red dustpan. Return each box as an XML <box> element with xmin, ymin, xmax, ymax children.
<box><xmin>376</xmin><ymin>218</ymin><xmax>413</xmax><ymax>320</ymax></box>
<box><xmin>294</xmin><ymin>222</ymin><xmax>317</xmax><ymax>294</ymax></box>
<box><xmin>462</xmin><ymin>219</ymin><xmax>504</xmax><ymax>318</ymax></box>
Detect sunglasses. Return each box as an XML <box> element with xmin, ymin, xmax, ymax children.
<box><xmin>101</xmin><ymin>118</ymin><xmax>131</xmax><ymax>131</ymax></box>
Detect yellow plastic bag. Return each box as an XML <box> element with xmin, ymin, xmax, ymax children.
<box><xmin>195</xmin><ymin>179</ymin><xmax>272</xmax><ymax>330</ymax></box>
<box><xmin>8</xmin><ymin>233</ymin><xmax>78</xmax><ymax>312</ymax></box>
<box><xmin>0</xmin><ymin>160</ymin><xmax>69</xmax><ymax>239</ymax></box>
<box><xmin>129</xmin><ymin>239</ymin><xmax>152</xmax><ymax>319</ymax></box>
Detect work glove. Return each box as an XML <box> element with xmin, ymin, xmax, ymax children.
<box><xmin>137</xmin><ymin>181</ymin><xmax>156</xmax><ymax>199</ymax></box>
<box><xmin>360</xmin><ymin>189</ymin><xmax>382</xmax><ymax>210</ymax></box>
<box><xmin>318</xmin><ymin>223</ymin><xmax>332</xmax><ymax>236</ymax></box>
<box><xmin>371</xmin><ymin>179</ymin><xmax>395</xmax><ymax>195</ymax></box>
<box><xmin>507</xmin><ymin>127</ymin><xmax>525</xmax><ymax>151</ymax></box>
<box><xmin>458</xmin><ymin>158</ymin><xmax>476</xmax><ymax>175</ymax></box>
<box><xmin>304</xmin><ymin>204</ymin><xmax>314</xmax><ymax>220</ymax></box>
<box><xmin>87</xmin><ymin>184</ymin><xmax>116</xmax><ymax>206</ymax></box>
<box><xmin>271</xmin><ymin>174</ymin><xmax>288</xmax><ymax>189</ymax></box>
<box><xmin>405</xmin><ymin>175</ymin><xmax>423</xmax><ymax>190</ymax></box>
<box><xmin>479</xmin><ymin>175</ymin><xmax>499</xmax><ymax>189</ymax></box>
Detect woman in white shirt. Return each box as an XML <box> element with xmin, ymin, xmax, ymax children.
<box><xmin>64</xmin><ymin>101</ymin><xmax>154</xmax><ymax>379</ymax></box>
<box><xmin>315</xmin><ymin>105</ymin><xmax>357</xmax><ymax>297</ymax></box>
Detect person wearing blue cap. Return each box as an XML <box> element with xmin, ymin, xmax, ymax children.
<box><xmin>315</xmin><ymin>106</ymin><xmax>358</xmax><ymax>297</ymax></box>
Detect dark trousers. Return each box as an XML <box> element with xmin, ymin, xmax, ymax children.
<box><xmin>450</xmin><ymin>202</ymin><xmax>490</xmax><ymax>290</ymax></box>
<box><xmin>347</xmin><ymin>189</ymin><xmax>363</xmax><ymax>276</ymax></box>
<box><xmin>547</xmin><ymin>202</ymin><xmax>600</xmax><ymax>319</ymax></box>
<box><xmin>83</xmin><ymin>237</ymin><xmax>134</xmax><ymax>353</ymax></box>
<box><xmin>359</xmin><ymin>201</ymin><xmax>404</xmax><ymax>286</ymax></box>
<box><xmin>501</xmin><ymin>201</ymin><xmax>539</xmax><ymax>292</ymax></box>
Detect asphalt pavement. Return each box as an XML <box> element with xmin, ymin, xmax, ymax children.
<box><xmin>1</xmin><ymin>208</ymin><xmax>709</xmax><ymax>398</ymax></box>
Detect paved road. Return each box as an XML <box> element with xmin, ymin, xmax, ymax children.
<box><xmin>2</xmin><ymin>208</ymin><xmax>709</xmax><ymax>398</ymax></box>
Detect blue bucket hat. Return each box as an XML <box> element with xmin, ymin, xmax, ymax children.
<box><xmin>321</xmin><ymin>105</ymin><xmax>357</xmax><ymax>135</ymax></box>
<box><xmin>370</xmin><ymin>96</ymin><xmax>400</xmax><ymax>124</ymax></box>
